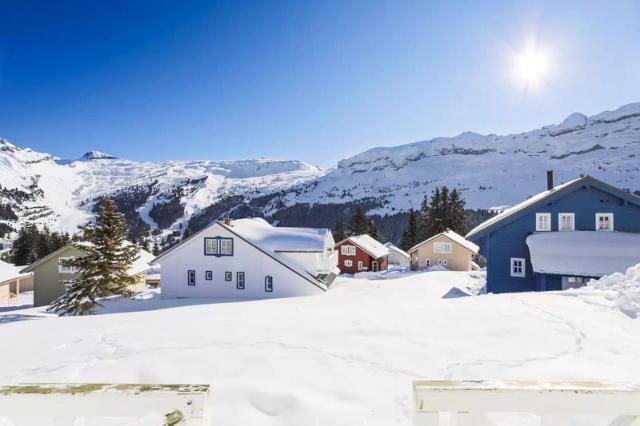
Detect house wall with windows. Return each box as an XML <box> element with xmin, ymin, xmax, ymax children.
<box><xmin>408</xmin><ymin>234</ymin><xmax>475</xmax><ymax>271</ymax></box>
<box><xmin>469</xmin><ymin>177</ymin><xmax>640</xmax><ymax>293</ymax></box>
<box><xmin>23</xmin><ymin>245</ymin><xmax>150</xmax><ymax>307</ymax></box>
<box><xmin>158</xmin><ymin>223</ymin><xmax>326</xmax><ymax>299</ymax></box>
<box><xmin>335</xmin><ymin>239</ymin><xmax>388</xmax><ymax>274</ymax></box>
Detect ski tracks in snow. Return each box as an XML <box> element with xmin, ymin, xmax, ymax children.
<box><xmin>444</xmin><ymin>294</ymin><xmax>586</xmax><ymax>379</ymax></box>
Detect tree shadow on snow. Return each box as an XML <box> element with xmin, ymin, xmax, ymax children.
<box><xmin>94</xmin><ymin>290</ymin><xmax>264</xmax><ymax>316</ymax></box>
<box><xmin>0</xmin><ymin>314</ymin><xmax>42</xmax><ymax>325</ymax></box>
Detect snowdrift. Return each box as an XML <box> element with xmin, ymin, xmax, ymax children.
<box><xmin>578</xmin><ymin>263</ymin><xmax>640</xmax><ymax>318</ymax></box>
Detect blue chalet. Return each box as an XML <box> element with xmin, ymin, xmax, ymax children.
<box><xmin>467</xmin><ymin>173</ymin><xmax>640</xmax><ymax>293</ymax></box>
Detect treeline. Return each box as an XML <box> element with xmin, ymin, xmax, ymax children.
<box><xmin>4</xmin><ymin>224</ymin><xmax>71</xmax><ymax>266</ymax></box>
<box><xmin>400</xmin><ymin>186</ymin><xmax>466</xmax><ymax>251</ymax></box>
<box><xmin>332</xmin><ymin>205</ymin><xmax>384</xmax><ymax>243</ymax></box>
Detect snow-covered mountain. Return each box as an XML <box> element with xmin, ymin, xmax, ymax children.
<box><xmin>0</xmin><ymin>140</ymin><xmax>322</xmax><ymax>240</ymax></box>
<box><xmin>271</xmin><ymin>102</ymin><xmax>640</xmax><ymax>214</ymax></box>
<box><xmin>1</xmin><ymin>102</ymin><xmax>640</xmax><ymax>245</ymax></box>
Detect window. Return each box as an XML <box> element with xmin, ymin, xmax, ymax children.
<box><xmin>425</xmin><ymin>259</ymin><xmax>431</xmax><ymax>267</ymax></box>
<box><xmin>204</xmin><ymin>237</ymin><xmax>234</xmax><ymax>256</ymax></box>
<box><xmin>265</xmin><ymin>275</ymin><xmax>273</xmax><ymax>292</ymax></box>
<box><xmin>596</xmin><ymin>213</ymin><xmax>614</xmax><ymax>231</ymax></box>
<box><xmin>434</xmin><ymin>242</ymin><xmax>453</xmax><ymax>254</ymax></box>
<box><xmin>58</xmin><ymin>257</ymin><xmax>78</xmax><ymax>274</ymax></box>
<box><xmin>187</xmin><ymin>270</ymin><xmax>196</xmax><ymax>286</ymax></box>
<box><xmin>236</xmin><ymin>272</ymin><xmax>245</xmax><ymax>289</ymax></box>
<box><xmin>568</xmin><ymin>276</ymin><xmax>585</xmax><ymax>284</ymax></box>
<box><xmin>536</xmin><ymin>213</ymin><xmax>551</xmax><ymax>231</ymax></box>
<box><xmin>225</xmin><ymin>271</ymin><xmax>232</xmax><ymax>281</ymax></box>
<box><xmin>344</xmin><ymin>259</ymin><xmax>353</xmax><ymax>267</ymax></box>
<box><xmin>558</xmin><ymin>213</ymin><xmax>575</xmax><ymax>231</ymax></box>
<box><xmin>510</xmin><ymin>258</ymin><xmax>525</xmax><ymax>278</ymax></box>
<box><xmin>205</xmin><ymin>271</ymin><xmax>212</xmax><ymax>281</ymax></box>
<box><xmin>341</xmin><ymin>245</ymin><xmax>356</xmax><ymax>256</ymax></box>
<box><xmin>443</xmin><ymin>259</ymin><xmax>448</xmax><ymax>266</ymax></box>
<box><xmin>357</xmin><ymin>260</ymin><xmax>364</xmax><ymax>270</ymax></box>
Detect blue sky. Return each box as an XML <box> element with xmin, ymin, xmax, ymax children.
<box><xmin>0</xmin><ymin>1</ymin><xmax>638</xmax><ymax>167</ymax></box>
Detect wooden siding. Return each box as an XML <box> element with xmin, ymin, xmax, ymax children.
<box><xmin>409</xmin><ymin>234</ymin><xmax>474</xmax><ymax>271</ymax></box>
<box><xmin>335</xmin><ymin>240</ymin><xmax>388</xmax><ymax>274</ymax></box>
<box><xmin>470</xmin><ymin>181</ymin><xmax>640</xmax><ymax>293</ymax></box>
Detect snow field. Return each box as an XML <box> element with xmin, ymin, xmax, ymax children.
<box><xmin>1</xmin><ymin>271</ymin><xmax>640</xmax><ymax>425</ymax></box>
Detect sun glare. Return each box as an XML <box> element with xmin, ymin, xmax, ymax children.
<box><xmin>512</xmin><ymin>40</ymin><xmax>551</xmax><ymax>91</ymax></box>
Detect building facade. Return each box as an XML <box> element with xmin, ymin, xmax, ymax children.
<box><xmin>153</xmin><ymin>218</ymin><xmax>337</xmax><ymax>300</ymax></box>
<box><xmin>335</xmin><ymin>235</ymin><xmax>389</xmax><ymax>274</ymax></box>
<box><xmin>408</xmin><ymin>230</ymin><xmax>479</xmax><ymax>271</ymax></box>
<box><xmin>467</xmin><ymin>175</ymin><xmax>640</xmax><ymax>293</ymax></box>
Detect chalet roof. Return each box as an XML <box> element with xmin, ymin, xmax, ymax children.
<box><xmin>467</xmin><ymin>176</ymin><xmax>640</xmax><ymax>240</ymax></box>
<box><xmin>338</xmin><ymin>235</ymin><xmax>389</xmax><ymax>259</ymax></box>
<box><xmin>384</xmin><ymin>242</ymin><xmax>410</xmax><ymax>259</ymax></box>
<box><xmin>408</xmin><ymin>230</ymin><xmax>479</xmax><ymax>254</ymax></box>
<box><xmin>526</xmin><ymin>231</ymin><xmax>640</xmax><ymax>277</ymax></box>
<box><xmin>229</xmin><ymin>218</ymin><xmax>331</xmax><ymax>252</ymax></box>
<box><xmin>20</xmin><ymin>243</ymin><xmax>154</xmax><ymax>277</ymax></box>
<box><xmin>0</xmin><ymin>260</ymin><xmax>31</xmax><ymax>285</ymax></box>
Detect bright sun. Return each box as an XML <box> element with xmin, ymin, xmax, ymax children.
<box><xmin>512</xmin><ymin>41</ymin><xmax>551</xmax><ymax>91</ymax></box>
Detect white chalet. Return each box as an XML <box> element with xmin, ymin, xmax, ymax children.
<box><xmin>152</xmin><ymin>218</ymin><xmax>338</xmax><ymax>300</ymax></box>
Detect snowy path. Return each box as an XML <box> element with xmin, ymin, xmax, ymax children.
<box><xmin>1</xmin><ymin>272</ymin><xmax>640</xmax><ymax>425</ymax></box>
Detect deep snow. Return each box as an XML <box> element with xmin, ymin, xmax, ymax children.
<box><xmin>1</xmin><ymin>271</ymin><xmax>640</xmax><ymax>425</ymax></box>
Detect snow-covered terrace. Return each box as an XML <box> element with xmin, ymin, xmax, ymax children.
<box><xmin>527</xmin><ymin>231</ymin><xmax>640</xmax><ymax>277</ymax></box>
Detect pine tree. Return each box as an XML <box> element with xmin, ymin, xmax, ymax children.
<box><xmin>417</xmin><ymin>195</ymin><xmax>430</xmax><ymax>241</ymax></box>
<box><xmin>48</xmin><ymin>199</ymin><xmax>140</xmax><ymax>316</ymax></box>
<box><xmin>367</xmin><ymin>218</ymin><xmax>385</xmax><ymax>243</ymax></box>
<box><xmin>447</xmin><ymin>188</ymin><xmax>467</xmax><ymax>235</ymax></box>
<box><xmin>333</xmin><ymin>218</ymin><xmax>346</xmax><ymax>242</ymax></box>
<box><xmin>400</xmin><ymin>209</ymin><xmax>418</xmax><ymax>251</ymax></box>
<box><xmin>152</xmin><ymin>241</ymin><xmax>160</xmax><ymax>256</ymax></box>
<box><xmin>350</xmin><ymin>206</ymin><xmax>370</xmax><ymax>235</ymax></box>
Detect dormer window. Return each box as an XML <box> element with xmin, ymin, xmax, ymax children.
<box><xmin>204</xmin><ymin>237</ymin><xmax>234</xmax><ymax>256</ymax></box>
<box><xmin>596</xmin><ymin>213</ymin><xmax>614</xmax><ymax>231</ymax></box>
<box><xmin>535</xmin><ymin>213</ymin><xmax>551</xmax><ymax>231</ymax></box>
<box><xmin>558</xmin><ymin>213</ymin><xmax>575</xmax><ymax>231</ymax></box>
<box><xmin>341</xmin><ymin>245</ymin><xmax>356</xmax><ymax>256</ymax></box>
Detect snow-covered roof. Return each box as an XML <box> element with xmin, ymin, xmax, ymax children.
<box><xmin>227</xmin><ymin>218</ymin><xmax>330</xmax><ymax>252</ymax></box>
<box><xmin>0</xmin><ymin>260</ymin><xmax>31</xmax><ymax>285</ymax></box>
<box><xmin>408</xmin><ymin>230</ymin><xmax>479</xmax><ymax>254</ymax></box>
<box><xmin>384</xmin><ymin>242</ymin><xmax>410</xmax><ymax>259</ymax></box>
<box><xmin>526</xmin><ymin>231</ymin><xmax>640</xmax><ymax>277</ymax></box>
<box><xmin>341</xmin><ymin>235</ymin><xmax>389</xmax><ymax>259</ymax></box>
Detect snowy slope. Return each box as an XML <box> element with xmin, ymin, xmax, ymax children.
<box><xmin>276</xmin><ymin>102</ymin><xmax>640</xmax><ymax>212</ymax></box>
<box><xmin>2</xmin><ymin>102</ymin><xmax>640</xmax><ymax>239</ymax></box>
<box><xmin>0</xmin><ymin>140</ymin><xmax>323</xmax><ymax>235</ymax></box>
<box><xmin>1</xmin><ymin>271</ymin><xmax>640</xmax><ymax>425</ymax></box>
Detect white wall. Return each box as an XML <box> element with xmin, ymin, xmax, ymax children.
<box><xmin>159</xmin><ymin>223</ymin><xmax>325</xmax><ymax>300</ymax></box>
<box><xmin>387</xmin><ymin>249</ymin><xmax>410</xmax><ymax>267</ymax></box>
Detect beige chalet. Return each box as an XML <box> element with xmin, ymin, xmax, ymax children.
<box><xmin>408</xmin><ymin>230</ymin><xmax>479</xmax><ymax>271</ymax></box>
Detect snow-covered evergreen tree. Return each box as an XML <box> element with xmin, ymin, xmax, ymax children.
<box><xmin>400</xmin><ymin>209</ymin><xmax>418</xmax><ymax>251</ymax></box>
<box><xmin>48</xmin><ymin>199</ymin><xmax>140</xmax><ymax>316</ymax></box>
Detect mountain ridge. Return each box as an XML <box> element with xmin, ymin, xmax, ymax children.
<box><xmin>1</xmin><ymin>102</ymin><xmax>640</xmax><ymax>247</ymax></box>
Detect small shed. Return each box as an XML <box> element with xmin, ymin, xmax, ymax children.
<box><xmin>384</xmin><ymin>242</ymin><xmax>410</xmax><ymax>267</ymax></box>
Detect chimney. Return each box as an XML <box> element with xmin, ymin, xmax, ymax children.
<box><xmin>223</xmin><ymin>212</ymin><xmax>231</xmax><ymax>225</ymax></box>
<box><xmin>546</xmin><ymin>170</ymin><xmax>554</xmax><ymax>190</ymax></box>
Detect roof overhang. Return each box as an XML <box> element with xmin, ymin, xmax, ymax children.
<box><xmin>526</xmin><ymin>231</ymin><xmax>640</xmax><ymax>277</ymax></box>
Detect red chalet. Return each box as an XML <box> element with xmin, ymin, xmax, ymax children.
<box><xmin>335</xmin><ymin>234</ymin><xmax>389</xmax><ymax>274</ymax></box>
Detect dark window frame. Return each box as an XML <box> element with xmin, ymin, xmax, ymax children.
<box><xmin>204</xmin><ymin>237</ymin><xmax>234</xmax><ymax>257</ymax></box>
<box><xmin>187</xmin><ymin>270</ymin><xmax>196</xmax><ymax>286</ymax></box>
<box><xmin>225</xmin><ymin>271</ymin><xmax>232</xmax><ymax>281</ymax></box>
<box><xmin>265</xmin><ymin>275</ymin><xmax>273</xmax><ymax>292</ymax></box>
<box><xmin>236</xmin><ymin>272</ymin><xmax>245</xmax><ymax>290</ymax></box>
<box><xmin>205</xmin><ymin>270</ymin><xmax>213</xmax><ymax>281</ymax></box>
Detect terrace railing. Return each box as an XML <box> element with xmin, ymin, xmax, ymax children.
<box><xmin>0</xmin><ymin>383</ymin><xmax>210</xmax><ymax>425</ymax></box>
<box><xmin>413</xmin><ymin>380</ymin><xmax>640</xmax><ymax>426</ymax></box>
